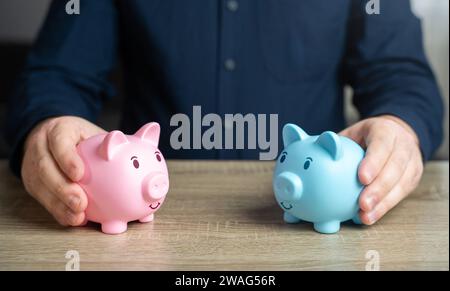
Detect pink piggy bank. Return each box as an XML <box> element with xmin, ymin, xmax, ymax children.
<box><xmin>76</xmin><ymin>122</ymin><xmax>169</xmax><ymax>234</ymax></box>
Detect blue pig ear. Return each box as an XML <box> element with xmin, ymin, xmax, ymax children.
<box><xmin>315</xmin><ymin>131</ymin><xmax>343</xmax><ymax>160</ymax></box>
<box><xmin>282</xmin><ymin>124</ymin><xmax>309</xmax><ymax>147</ymax></box>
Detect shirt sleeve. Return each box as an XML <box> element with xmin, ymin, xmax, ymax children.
<box><xmin>4</xmin><ymin>0</ymin><xmax>118</xmax><ymax>178</ymax></box>
<box><xmin>343</xmin><ymin>0</ymin><xmax>444</xmax><ymax>161</ymax></box>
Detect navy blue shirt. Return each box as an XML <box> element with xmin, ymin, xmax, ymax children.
<box><xmin>5</xmin><ymin>0</ymin><xmax>444</xmax><ymax>177</ymax></box>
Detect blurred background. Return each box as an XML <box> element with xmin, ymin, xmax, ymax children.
<box><xmin>0</xmin><ymin>0</ymin><xmax>448</xmax><ymax>160</ymax></box>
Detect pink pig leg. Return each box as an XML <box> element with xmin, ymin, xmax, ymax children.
<box><xmin>101</xmin><ymin>221</ymin><xmax>128</xmax><ymax>234</ymax></box>
<box><xmin>139</xmin><ymin>213</ymin><xmax>154</xmax><ymax>223</ymax></box>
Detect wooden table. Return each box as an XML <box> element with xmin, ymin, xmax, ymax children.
<box><xmin>0</xmin><ymin>160</ymin><xmax>448</xmax><ymax>271</ymax></box>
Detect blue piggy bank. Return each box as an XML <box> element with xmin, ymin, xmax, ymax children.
<box><xmin>273</xmin><ymin>124</ymin><xmax>365</xmax><ymax>234</ymax></box>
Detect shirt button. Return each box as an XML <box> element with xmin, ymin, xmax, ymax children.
<box><xmin>224</xmin><ymin>58</ymin><xmax>236</xmax><ymax>71</ymax></box>
<box><xmin>227</xmin><ymin>0</ymin><xmax>239</xmax><ymax>12</ymax></box>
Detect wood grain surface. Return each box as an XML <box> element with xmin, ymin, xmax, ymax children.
<box><xmin>0</xmin><ymin>160</ymin><xmax>448</xmax><ymax>270</ymax></box>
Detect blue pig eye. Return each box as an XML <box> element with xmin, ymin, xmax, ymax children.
<box><xmin>303</xmin><ymin>157</ymin><xmax>313</xmax><ymax>170</ymax></box>
<box><xmin>280</xmin><ymin>152</ymin><xmax>287</xmax><ymax>163</ymax></box>
<box><xmin>303</xmin><ymin>161</ymin><xmax>310</xmax><ymax>170</ymax></box>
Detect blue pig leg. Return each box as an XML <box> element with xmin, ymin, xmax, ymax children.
<box><xmin>283</xmin><ymin>212</ymin><xmax>301</xmax><ymax>224</ymax></box>
<box><xmin>313</xmin><ymin>221</ymin><xmax>340</xmax><ymax>234</ymax></box>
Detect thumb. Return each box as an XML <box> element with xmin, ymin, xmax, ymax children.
<box><xmin>339</xmin><ymin>123</ymin><xmax>365</xmax><ymax>147</ymax></box>
<box><xmin>47</xmin><ymin>121</ymin><xmax>86</xmax><ymax>182</ymax></box>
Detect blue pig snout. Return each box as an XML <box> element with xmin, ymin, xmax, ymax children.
<box><xmin>274</xmin><ymin>172</ymin><xmax>303</xmax><ymax>201</ymax></box>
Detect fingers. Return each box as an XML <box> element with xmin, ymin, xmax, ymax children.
<box><xmin>38</xmin><ymin>154</ymin><xmax>88</xmax><ymax>213</ymax></box>
<box><xmin>360</xmin><ymin>151</ymin><xmax>423</xmax><ymax>225</ymax></box>
<box><xmin>30</xmin><ymin>184</ymin><xmax>86</xmax><ymax>226</ymax></box>
<box><xmin>340</xmin><ymin>120</ymin><xmax>396</xmax><ymax>185</ymax></box>
<box><xmin>342</xmin><ymin>116</ymin><xmax>424</xmax><ymax>225</ymax></box>
<box><xmin>360</xmin><ymin>178</ymin><xmax>407</xmax><ymax>225</ymax></box>
<box><xmin>359</xmin><ymin>186</ymin><xmax>403</xmax><ymax>225</ymax></box>
<box><xmin>47</xmin><ymin>122</ymin><xmax>84</xmax><ymax>182</ymax></box>
<box><xmin>358</xmin><ymin>121</ymin><xmax>396</xmax><ymax>185</ymax></box>
<box><xmin>21</xmin><ymin>116</ymin><xmax>107</xmax><ymax>227</ymax></box>
<box><xmin>339</xmin><ymin>124</ymin><xmax>365</xmax><ymax>147</ymax></box>
<box><xmin>359</xmin><ymin>140</ymin><xmax>412</xmax><ymax>212</ymax></box>
<box><xmin>54</xmin><ymin>204</ymin><xmax>86</xmax><ymax>226</ymax></box>
<box><xmin>35</xmin><ymin>137</ymin><xmax>88</xmax><ymax>215</ymax></box>
<box><xmin>23</xmin><ymin>124</ymin><xmax>87</xmax><ymax>226</ymax></box>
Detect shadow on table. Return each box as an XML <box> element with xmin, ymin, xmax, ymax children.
<box><xmin>240</xmin><ymin>201</ymin><xmax>317</xmax><ymax>232</ymax></box>
<box><xmin>240</xmin><ymin>199</ymin><xmax>366</xmax><ymax>233</ymax></box>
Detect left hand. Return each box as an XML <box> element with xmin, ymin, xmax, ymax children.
<box><xmin>340</xmin><ymin>115</ymin><xmax>424</xmax><ymax>225</ymax></box>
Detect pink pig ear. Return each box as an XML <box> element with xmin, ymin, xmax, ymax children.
<box><xmin>134</xmin><ymin>122</ymin><xmax>160</xmax><ymax>146</ymax></box>
<box><xmin>99</xmin><ymin>131</ymin><xmax>129</xmax><ymax>161</ymax></box>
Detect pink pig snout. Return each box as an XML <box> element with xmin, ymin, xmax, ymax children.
<box><xmin>142</xmin><ymin>173</ymin><xmax>169</xmax><ymax>202</ymax></box>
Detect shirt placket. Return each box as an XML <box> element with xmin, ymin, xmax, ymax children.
<box><xmin>217</xmin><ymin>0</ymin><xmax>240</xmax><ymax>159</ymax></box>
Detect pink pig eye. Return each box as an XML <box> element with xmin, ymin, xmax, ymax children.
<box><xmin>155</xmin><ymin>151</ymin><xmax>162</xmax><ymax>162</ymax></box>
<box><xmin>131</xmin><ymin>156</ymin><xmax>139</xmax><ymax>169</ymax></box>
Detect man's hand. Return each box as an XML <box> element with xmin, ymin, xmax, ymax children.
<box><xmin>21</xmin><ymin>116</ymin><xmax>106</xmax><ymax>226</ymax></box>
<box><xmin>340</xmin><ymin>115</ymin><xmax>424</xmax><ymax>225</ymax></box>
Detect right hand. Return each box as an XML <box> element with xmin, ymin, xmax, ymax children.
<box><xmin>21</xmin><ymin>116</ymin><xmax>106</xmax><ymax>226</ymax></box>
